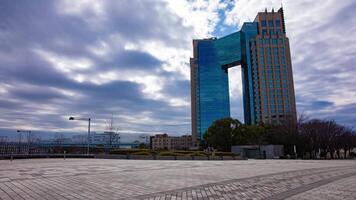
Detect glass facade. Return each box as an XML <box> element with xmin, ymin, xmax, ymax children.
<box><xmin>196</xmin><ymin>40</ymin><xmax>231</xmax><ymax>138</ymax></box>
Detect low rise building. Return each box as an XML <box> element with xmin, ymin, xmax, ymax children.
<box><xmin>71</xmin><ymin>132</ymin><xmax>120</xmax><ymax>145</ymax></box>
<box><xmin>231</xmin><ymin>145</ymin><xmax>284</xmax><ymax>159</ymax></box>
<box><xmin>150</xmin><ymin>134</ymin><xmax>192</xmax><ymax>150</ymax></box>
<box><xmin>89</xmin><ymin>132</ymin><xmax>120</xmax><ymax>145</ymax></box>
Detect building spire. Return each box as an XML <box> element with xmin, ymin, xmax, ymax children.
<box><xmin>278</xmin><ymin>3</ymin><xmax>284</xmax><ymax>13</ymax></box>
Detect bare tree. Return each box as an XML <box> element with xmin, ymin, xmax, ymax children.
<box><xmin>336</xmin><ymin>127</ymin><xmax>356</xmax><ymax>158</ymax></box>
<box><xmin>105</xmin><ymin>114</ymin><xmax>120</xmax><ymax>149</ymax></box>
<box><xmin>0</xmin><ymin>136</ymin><xmax>8</xmax><ymax>144</ymax></box>
<box><xmin>268</xmin><ymin>115</ymin><xmax>356</xmax><ymax>159</ymax></box>
<box><xmin>54</xmin><ymin>133</ymin><xmax>66</xmax><ymax>145</ymax></box>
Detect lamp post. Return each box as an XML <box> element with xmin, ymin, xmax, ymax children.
<box><xmin>17</xmin><ymin>130</ymin><xmax>31</xmax><ymax>154</ymax></box>
<box><xmin>69</xmin><ymin>117</ymin><xmax>91</xmax><ymax>155</ymax></box>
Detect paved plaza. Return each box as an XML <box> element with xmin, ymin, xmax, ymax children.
<box><xmin>0</xmin><ymin>159</ymin><xmax>355</xmax><ymax>199</ymax></box>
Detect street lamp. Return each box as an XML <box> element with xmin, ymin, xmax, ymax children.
<box><xmin>69</xmin><ymin>117</ymin><xmax>91</xmax><ymax>155</ymax></box>
<box><xmin>17</xmin><ymin>130</ymin><xmax>31</xmax><ymax>154</ymax></box>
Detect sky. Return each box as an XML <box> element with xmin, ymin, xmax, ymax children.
<box><xmin>0</xmin><ymin>0</ymin><xmax>355</xmax><ymax>137</ymax></box>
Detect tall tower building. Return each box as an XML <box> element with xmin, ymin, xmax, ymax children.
<box><xmin>190</xmin><ymin>8</ymin><xmax>297</xmax><ymax>141</ymax></box>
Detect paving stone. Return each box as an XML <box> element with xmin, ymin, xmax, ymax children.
<box><xmin>0</xmin><ymin>159</ymin><xmax>355</xmax><ymax>199</ymax></box>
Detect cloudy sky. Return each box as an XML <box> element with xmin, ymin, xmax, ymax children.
<box><xmin>0</xmin><ymin>0</ymin><xmax>355</xmax><ymax>136</ymax></box>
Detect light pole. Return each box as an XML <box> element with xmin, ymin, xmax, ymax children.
<box><xmin>17</xmin><ymin>130</ymin><xmax>31</xmax><ymax>154</ymax></box>
<box><xmin>69</xmin><ymin>117</ymin><xmax>91</xmax><ymax>155</ymax></box>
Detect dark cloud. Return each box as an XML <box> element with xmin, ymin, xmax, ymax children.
<box><xmin>10</xmin><ymin>87</ymin><xmax>65</xmax><ymax>102</ymax></box>
<box><xmin>310</xmin><ymin>101</ymin><xmax>334</xmax><ymax>109</ymax></box>
<box><xmin>102</xmin><ymin>1</ymin><xmax>191</xmax><ymax>46</ymax></box>
<box><xmin>163</xmin><ymin>79</ymin><xmax>190</xmax><ymax>98</ymax></box>
<box><xmin>113</xmin><ymin>50</ymin><xmax>163</xmax><ymax>69</ymax></box>
<box><xmin>296</xmin><ymin>99</ymin><xmax>334</xmax><ymax>111</ymax></box>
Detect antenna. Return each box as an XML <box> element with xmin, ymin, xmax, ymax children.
<box><xmin>106</xmin><ymin>113</ymin><xmax>114</xmax><ymax>131</ymax></box>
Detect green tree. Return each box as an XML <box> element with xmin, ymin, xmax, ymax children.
<box><xmin>203</xmin><ymin>118</ymin><xmax>242</xmax><ymax>152</ymax></box>
<box><xmin>237</xmin><ymin>124</ymin><xmax>266</xmax><ymax>145</ymax></box>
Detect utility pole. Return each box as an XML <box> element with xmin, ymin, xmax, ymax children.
<box><xmin>69</xmin><ymin>117</ymin><xmax>91</xmax><ymax>155</ymax></box>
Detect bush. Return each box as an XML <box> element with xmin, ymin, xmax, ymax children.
<box><xmin>159</xmin><ymin>152</ymin><xmax>185</xmax><ymax>156</ymax></box>
<box><xmin>173</xmin><ymin>151</ymin><xmax>195</xmax><ymax>155</ymax></box>
<box><xmin>214</xmin><ymin>152</ymin><xmax>238</xmax><ymax>157</ymax></box>
<box><xmin>110</xmin><ymin>149</ymin><xmax>149</xmax><ymax>155</ymax></box>
<box><xmin>131</xmin><ymin>151</ymin><xmax>151</xmax><ymax>155</ymax></box>
<box><xmin>174</xmin><ymin>150</ymin><xmax>209</xmax><ymax>155</ymax></box>
<box><xmin>189</xmin><ymin>152</ymin><xmax>207</xmax><ymax>157</ymax></box>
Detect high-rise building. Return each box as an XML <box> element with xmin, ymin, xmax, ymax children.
<box><xmin>190</xmin><ymin>8</ymin><xmax>297</xmax><ymax>141</ymax></box>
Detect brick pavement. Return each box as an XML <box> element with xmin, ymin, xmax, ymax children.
<box><xmin>0</xmin><ymin>159</ymin><xmax>355</xmax><ymax>199</ymax></box>
<box><xmin>286</xmin><ymin>175</ymin><xmax>356</xmax><ymax>200</ymax></box>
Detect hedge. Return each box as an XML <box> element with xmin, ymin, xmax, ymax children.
<box><xmin>109</xmin><ymin>149</ymin><xmax>239</xmax><ymax>157</ymax></box>
<box><xmin>214</xmin><ymin>152</ymin><xmax>239</xmax><ymax>157</ymax></box>
<box><xmin>110</xmin><ymin>149</ymin><xmax>150</xmax><ymax>155</ymax></box>
<box><xmin>159</xmin><ymin>152</ymin><xmax>186</xmax><ymax>156</ymax></box>
<box><xmin>188</xmin><ymin>152</ymin><xmax>208</xmax><ymax>157</ymax></box>
<box><xmin>131</xmin><ymin>151</ymin><xmax>152</xmax><ymax>155</ymax></box>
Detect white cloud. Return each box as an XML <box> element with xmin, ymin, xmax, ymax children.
<box><xmin>87</xmin><ymin>40</ymin><xmax>111</xmax><ymax>57</ymax></box>
<box><xmin>228</xmin><ymin>67</ymin><xmax>243</xmax><ymax>99</ymax></box>
<box><xmin>166</xmin><ymin>0</ymin><xmax>227</xmax><ymax>38</ymax></box>
<box><xmin>34</xmin><ymin>49</ymin><xmax>93</xmax><ymax>73</ymax></box>
<box><xmin>224</xmin><ymin>0</ymin><xmax>283</xmax><ymax>28</ymax></box>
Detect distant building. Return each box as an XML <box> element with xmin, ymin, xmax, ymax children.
<box><xmin>89</xmin><ymin>132</ymin><xmax>120</xmax><ymax>145</ymax></box>
<box><xmin>0</xmin><ymin>143</ymin><xmax>48</xmax><ymax>154</ymax></box>
<box><xmin>71</xmin><ymin>134</ymin><xmax>87</xmax><ymax>144</ymax></box>
<box><xmin>0</xmin><ymin>136</ymin><xmax>8</xmax><ymax>143</ymax></box>
<box><xmin>150</xmin><ymin>134</ymin><xmax>192</xmax><ymax>150</ymax></box>
<box><xmin>71</xmin><ymin>132</ymin><xmax>120</xmax><ymax>145</ymax></box>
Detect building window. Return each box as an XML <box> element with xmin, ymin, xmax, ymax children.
<box><xmin>275</xmin><ymin>20</ymin><xmax>281</xmax><ymax>27</ymax></box>
<box><xmin>268</xmin><ymin>20</ymin><xmax>274</xmax><ymax>27</ymax></box>
<box><xmin>262</xmin><ymin>29</ymin><xmax>267</xmax><ymax>36</ymax></box>
<box><xmin>272</xmin><ymin>39</ymin><xmax>277</xmax><ymax>45</ymax></box>
<box><xmin>261</xmin><ymin>20</ymin><xmax>267</xmax><ymax>27</ymax></box>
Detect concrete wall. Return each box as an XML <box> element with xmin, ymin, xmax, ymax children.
<box><xmin>232</xmin><ymin>145</ymin><xmax>284</xmax><ymax>159</ymax></box>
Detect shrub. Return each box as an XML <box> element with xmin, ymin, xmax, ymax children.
<box><xmin>159</xmin><ymin>152</ymin><xmax>185</xmax><ymax>156</ymax></box>
<box><xmin>174</xmin><ymin>151</ymin><xmax>209</xmax><ymax>155</ymax></box>
<box><xmin>173</xmin><ymin>151</ymin><xmax>194</xmax><ymax>155</ymax></box>
<box><xmin>131</xmin><ymin>151</ymin><xmax>151</xmax><ymax>155</ymax></box>
<box><xmin>110</xmin><ymin>149</ymin><xmax>149</xmax><ymax>155</ymax></box>
<box><xmin>214</xmin><ymin>152</ymin><xmax>239</xmax><ymax>157</ymax></box>
<box><xmin>189</xmin><ymin>152</ymin><xmax>207</xmax><ymax>157</ymax></box>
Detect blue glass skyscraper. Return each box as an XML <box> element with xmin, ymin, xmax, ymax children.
<box><xmin>190</xmin><ymin>8</ymin><xmax>297</xmax><ymax>141</ymax></box>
